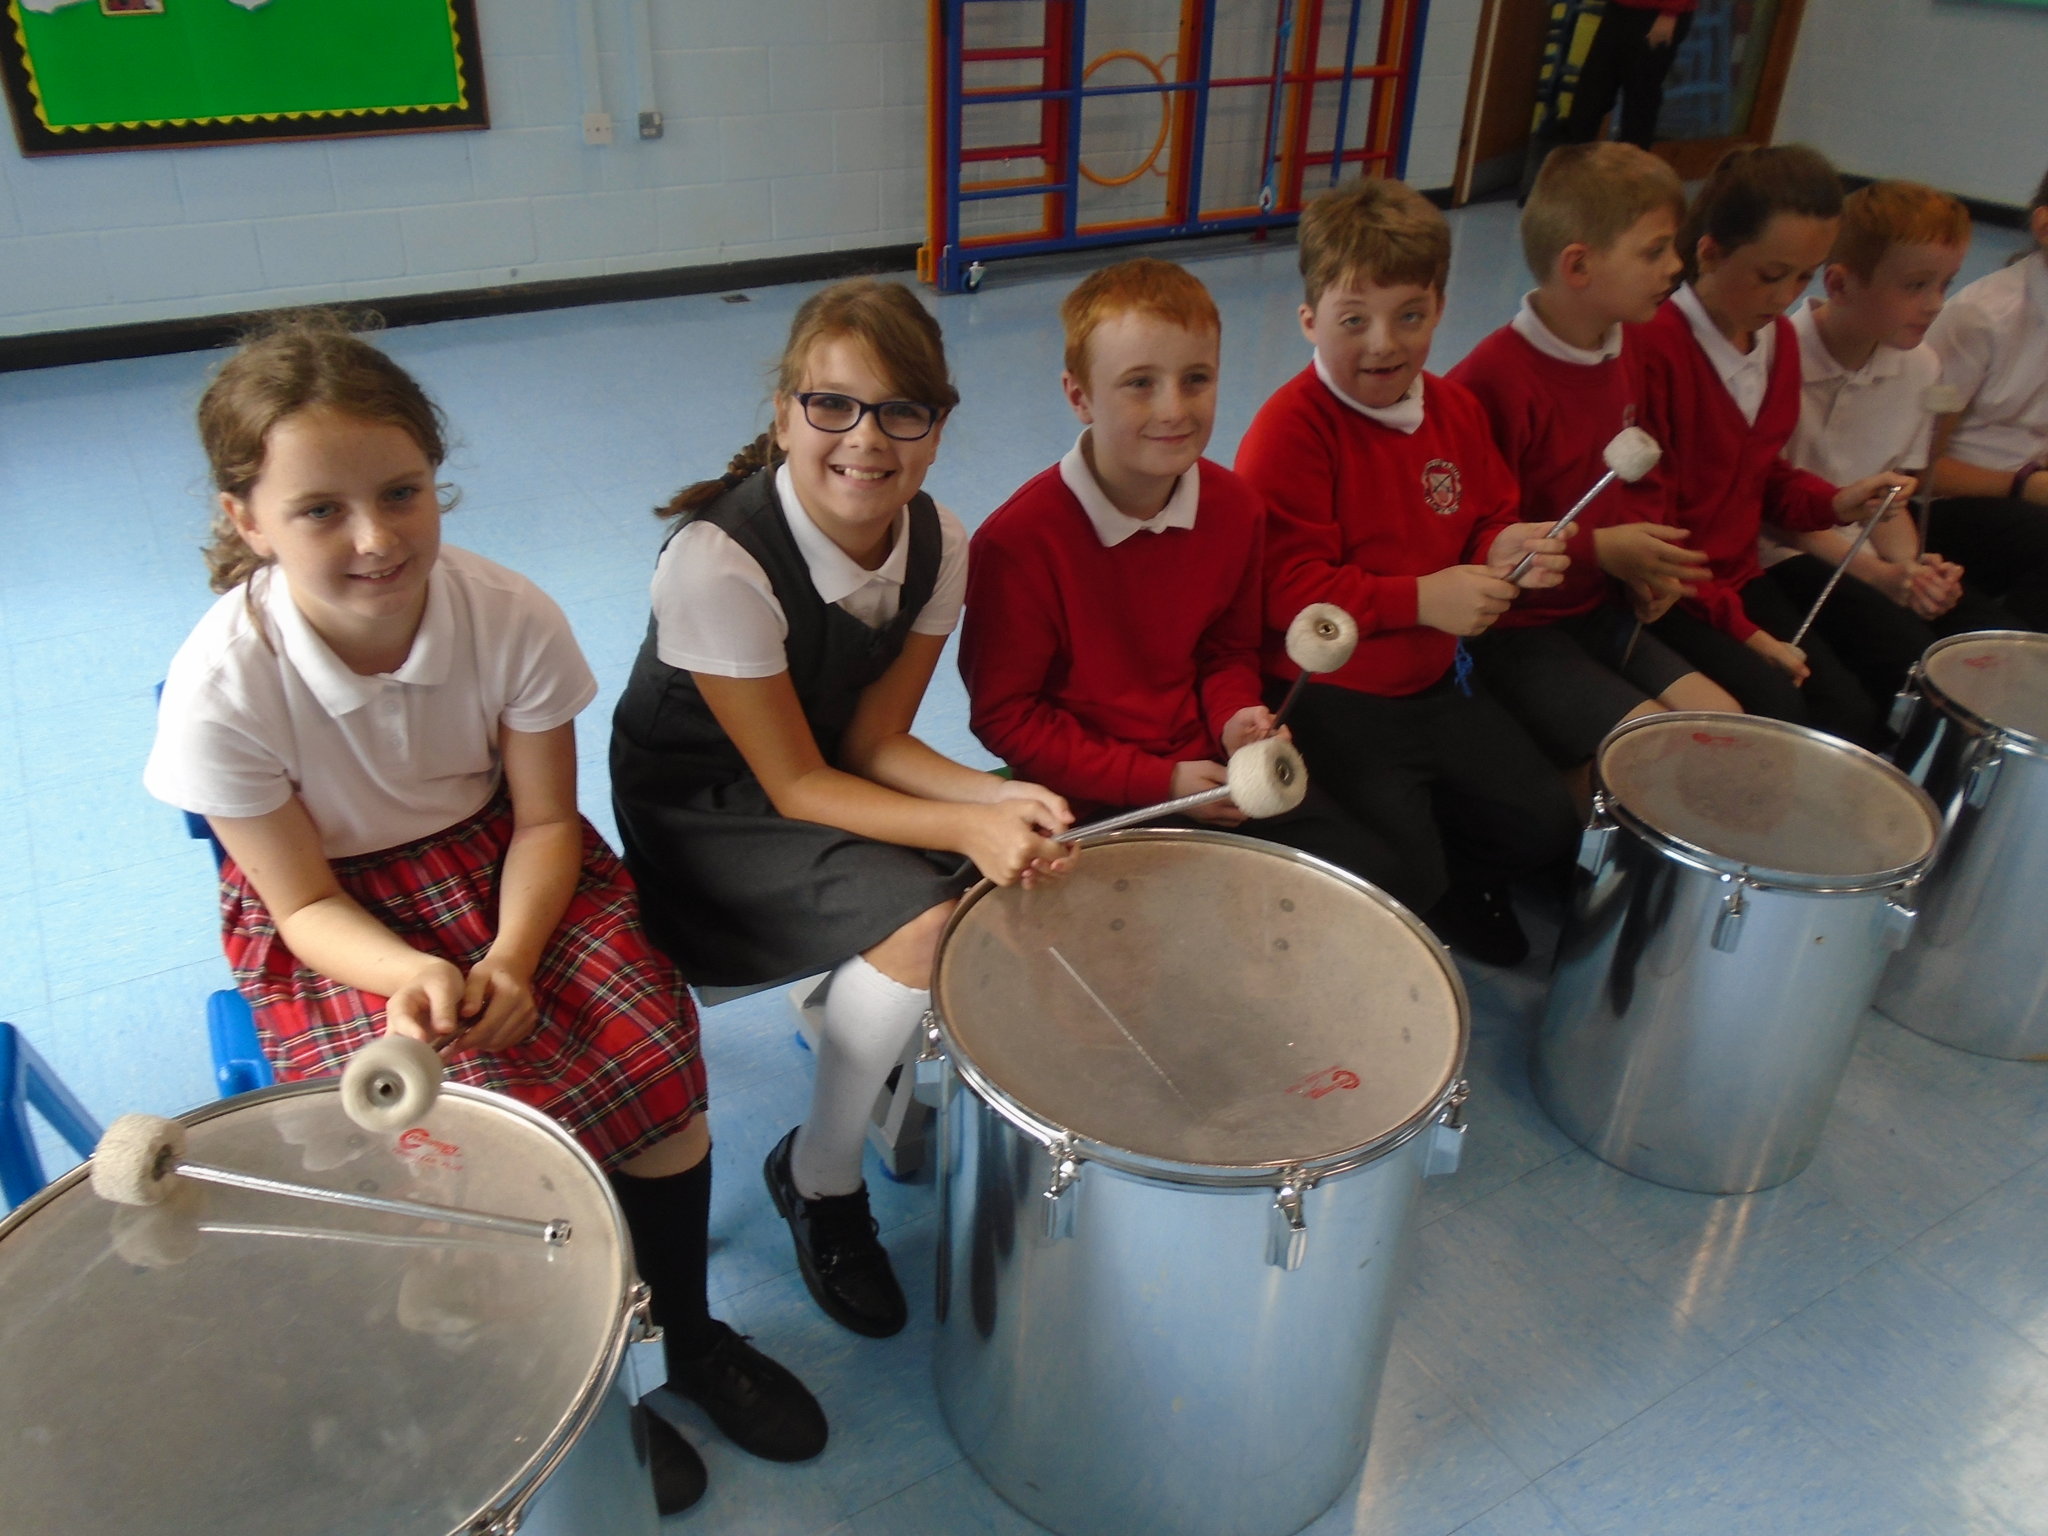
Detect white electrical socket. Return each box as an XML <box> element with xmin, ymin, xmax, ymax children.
<box><xmin>582</xmin><ymin>112</ymin><xmax>614</xmax><ymax>147</ymax></box>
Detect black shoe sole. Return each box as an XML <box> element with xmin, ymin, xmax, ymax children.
<box><xmin>762</xmin><ymin>1133</ymin><xmax>908</xmax><ymax>1340</ymax></box>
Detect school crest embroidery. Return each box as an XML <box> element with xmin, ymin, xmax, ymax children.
<box><xmin>1421</xmin><ymin>459</ymin><xmax>1462</xmax><ymax>516</ymax></box>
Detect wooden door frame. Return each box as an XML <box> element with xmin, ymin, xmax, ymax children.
<box><xmin>1655</xmin><ymin>0</ymin><xmax>1811</xmax><ymax>178</ymax></box>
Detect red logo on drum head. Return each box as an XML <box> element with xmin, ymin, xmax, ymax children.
<box><xmin>396</xmin><ymin>1127</ymin><xmax>463</xmax><ymax>1171</ymax></box>
<box><xmin>1288</xmin><ymin>1066</ymin><xmax>1361</xmax><ymax>1100</ymax></box>
<box><xmin>1962</xmin><ymin>654</ymin><xmax>2001</xmax><ymax>670</ymax></box>
<box><xmin>1691</xmin><ymin>731</ymin><xmax>1738</xmax><ymax>746</ymax></box>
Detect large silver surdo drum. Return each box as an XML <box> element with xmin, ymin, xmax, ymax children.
<box><xmin>928</xmin><ymin>830</ymin><xmax>1469</xmax><ymax>1536</ymax></box>
<box><xmin>1881</xmin><ymin>631</ymin><xmax>2048</xmax><ymax>1058</ymax></box>
<box><xmin>1536</xmin><ymin>714</ymin><xmax>1940</xmax><ymax>1194</ymax></box>
<box><xmin>0</xmin><ymin>1082</ymin><xmax>660</xmax><ymax>1536</ymax></box>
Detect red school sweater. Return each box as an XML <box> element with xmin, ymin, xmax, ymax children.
<box><xmin>1632</xmin><ymin>299</ymin><xmax>1839</xmax><ymax>641</ymax></box>
<box><xmin>959</xmin><ymin>457</ymin><xmax>1266</xmax><ymax>812</ymax></box>
<box><xmin>1448</xmin><ymin>323</ymin><xmax>1666</xmax><ymax>628</ymax></box>
<box><xmin>1234</xmin><ymin>367</ymin><xmax>1522</xmax><ymax>697</ymax></box>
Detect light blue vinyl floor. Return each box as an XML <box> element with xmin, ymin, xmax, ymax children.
<box><xmin>2</xmin><ymin>202</ymin><xmax>2044</xmax><ymax>1535</ymax></box>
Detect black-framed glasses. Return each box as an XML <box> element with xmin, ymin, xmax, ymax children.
<box><xmin>792</xmin><ymin>391</ymin><xmax>943</xmax><ymax>441</ymax></box>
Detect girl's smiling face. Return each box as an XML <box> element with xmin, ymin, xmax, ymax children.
<box><xmin>775</xmin><ymin>334</ymin><xmax>946</xmax><ymax>568</ymax></box>
<box><xmin>1299</xmin><ymin>277</ymin><xmax>1443</xmax><ymax>410</ymax></box>
<box><xmin>225</xmin><ymin>406</ymin><xmax>441</xmax><ymax>662</ymax></box>
<box><xmin>1693</xmin><ymin>212</ymin><xmax>1839</xmax><ymax>344</ymax></box>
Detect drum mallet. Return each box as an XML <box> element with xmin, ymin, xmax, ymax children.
<box><xmin>1270</xmin><ymin>603</ymin><xmax>1361</xmax><ymax>731</ymax></box>
<box><xmin>1505</xmin><ymin>426</ymin><xmax>1664</xmax><ymax>585</ymax></box>
<box><xmin>90</xmin><ymin>1113</ymin><xmax>572</xmax><ymax>1245</ymax></box>
<box><xmin>1914</xmin><ymin>384</ymin><xmax>1966</xmax><ymax>550</ymax></box>
<box><xmin>1061</xmin><ymin>736</ymin><xmax>1310</xmax><ymax>841</ymax></box>
<box><xmin>1789</xmin><ymin>485</ymin><xmax>1903</xmax><ymax>650</ymax></box>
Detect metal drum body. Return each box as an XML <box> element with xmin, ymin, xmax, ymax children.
<box><xmin>928</xmin><ymin>831</ymin><xmax>1469</xmax><ymax>1536</ymax></box>
<box><xmin>1881</xmin><ymin>631</ymin><xmax>2048</xmax><ymax>1059</ymax></box>
<box><xmin>1537</xmin><ymin>714</ymin><xmax>1939</xmax><ymax>1195</ymax></box>
<box><xmin>0</xmin><ymin>1081</ymin><xmax>658</xmax><ymax>1536</ymax></box>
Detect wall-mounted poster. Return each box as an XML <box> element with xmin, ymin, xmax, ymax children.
<box><xmin>1</xmin><ymin>0</ymin><xmax>487</xmax><ymax>155</ymax></box>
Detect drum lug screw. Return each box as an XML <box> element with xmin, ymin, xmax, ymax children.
<box><xmin>1042</xmin><ymin>1137</ymin><xmax>1083</xmax><ymax>1240</ymax></box>
<box><xmin>1965</xmin><ymin>747</ymin><xmax>2005</xmax><ymax>810</ymax></box>
<box><xmin>1266</xmin><ymin>1167</ymin><xmax>1315</xmax><ymax>1271</ymax></box>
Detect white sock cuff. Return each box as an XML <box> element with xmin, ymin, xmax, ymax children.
<box><xmin>830</xmin><ymin>953</ymin><xmax>928</xmax><ymax>1011</ymax></box>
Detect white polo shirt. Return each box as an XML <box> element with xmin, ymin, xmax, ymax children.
<box><xmin>146</xmin><ymin>545</ymin><xmax>597</xmax><ymax>859</ymax></box>
<box><xmin>1674</xmin><ymin>282</ymin><xmax>1774</xmax><ymax>425</ymax></box>
<box><xmin>651</xmin><ymin>463</ymin><xmax>968</xmax><ymax>679</ymax></box>
<box><xmin>1785</xmin><ymin>298</ymin><xmax>1939</xmax><ymax>483</ymax></box>
<box><xmin>1927</xmin><ymin>250</ymin><xmax>2048</xmax><ymax>471</ymax></box>
<box><xmin>1060</xmin><ymin>432</ymin><xmax>1200</xmax><ymax>546</ymax></box>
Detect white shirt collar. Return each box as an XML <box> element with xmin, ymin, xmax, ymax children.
<box><xmin>1792</xmin><ymin>297</ymin><xmax>1905</xmax><ymax>387</ymax></box>
<box><xmin>263</xmin><ymin>558</ymin><xmax>454</xmax><ymax>716</ymax></box>
<box><xmin>775</xmin><ymin>462</ymin><xmax>910</xmax><ymax>605</ymax></box>
<box><xmin>1058</xmin><ymin>433</ymin><xmax>1200</xmax><ymax>547</ymax></box>
<box><xmin>1674</xmin><ymin>282</ymin><xmax>1774</xmax><ymax>404</ymax></box>
<box><xmin>1313</xmin><ymin>353</ymin><xmax>1426</xmax><ymax>433</ymax></box>
<box><xmin>1512</xmin><ymin>292</ymin><xmax>1624</xmax><ymax>364</ymax></box>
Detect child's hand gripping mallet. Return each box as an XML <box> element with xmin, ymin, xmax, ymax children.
<box><xmin>1062</xmin><ymin>736</ymin><xmax>1310</xmax><ymax>841</ymax></box>
<box><xmin>90</xmin><ymin>1111</ymin><xmax>572</xmax><ymax>1245</ymax></box>
<box><xmin>1507</xmin><ymin>426</ymin><xmax>1664</xmax><ymax>585</ymax></box>
<box><xmin>1789</xmin><ymin>484</ymin><xmax>1905</xmax><ymax>650</ymax></box>
<box><xmin>1270</xmin><ymin>603</ymin><xmax>1361</xmax><ymax>731</ymax></box>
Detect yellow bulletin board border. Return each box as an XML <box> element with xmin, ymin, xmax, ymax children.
<box><xmin>2</xmin><ymin>0</ymin><xmax>488</xmax><ymax>156</ymax></box>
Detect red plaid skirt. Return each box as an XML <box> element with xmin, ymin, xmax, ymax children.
<box><xmin>221</xmin><ymin>796</ymin><xmax>706</xmax><ymax>1170</ymax></box>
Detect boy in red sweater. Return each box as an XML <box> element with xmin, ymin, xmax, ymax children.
<box><xmin>1450</xmin><ymin>141</ymin><xmax>1738</xmax><ymax>778</ymax></box>
<box><xmin>1235</xmin><ymin>178</ymin><xmax>1579</xmax><ymax>966</ymax></box>
<box><xmin>960</xmin><ymin>259</ymin><xmax>1393</xmax><ymax>884</ymax></box>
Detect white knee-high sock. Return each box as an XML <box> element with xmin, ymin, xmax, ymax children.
<box><xmin>790</xmin><ymin>954</ymin><xmax>929</xmax><ymax>1199</ymax></box>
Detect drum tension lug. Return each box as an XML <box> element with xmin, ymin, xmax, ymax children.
<box><xmin>1711</xmin><ymin>877</ymin><xmax>1748</xmax><ymax>954</ymax></box>
<box><xmin>627</xmin><ymin>1280</ymin><xmax>661</xmax><ymax>1345</ymax></box>
<box><xmin>1882</xmin><ymin>887</ymin><xmax>1920</xmax><ymax>951</ymax></box>
<box><xmin>1425</xmin><ymin>1081</ymin><xmax>1470</xmax><ymax>1179</ymax></box>
<box><xmin>1266</xmin><ymin>1166</ymin><xmax>1315</xmax><ymax>1271</ymax></box>
<box><xmin>1042</xmin><ymin>1136</ymin><xmax>1083</xmax><ymax>1240</ymax></box>
<box><xmin>1965</xmin><ymin>747</ymin><xmax>2004</xmax><ymax>810</ymax></box>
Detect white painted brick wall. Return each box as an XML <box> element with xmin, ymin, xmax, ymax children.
<box><xmin>0</xmin><ymin>0</ymin><xmax>1475</xmax><ymax>336</ymax></box>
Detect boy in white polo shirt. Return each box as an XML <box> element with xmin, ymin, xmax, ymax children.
<box><xmin>1765</xmin><ymin>181</ymin><xmax>2020</xmax><ymax>702</ymax></box>
<box><xmin>1924</xmin><ymin>165</ymin><xmax>2048</xmax><ymax>630</ymax></box>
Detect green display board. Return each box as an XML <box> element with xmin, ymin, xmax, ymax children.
<box><xmin>2</xmin><ymin>0</ymin><xmax>486</xmax><ymax>155</ymax></box>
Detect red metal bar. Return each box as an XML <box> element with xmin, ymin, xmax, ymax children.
<box><xmin>1277</xmin><ymin>0</ymin><xmax>1325</xmax><ymax>210</ymax></box>
<box><xmin>961</xmin><ymin>46</ymin><xmax>1057</xmax><ymax>62</ymax></box>
<box><xmin>960</xmin><ymin>142</ymin><xmax>1054</xmax><ymax>162</ymax></box>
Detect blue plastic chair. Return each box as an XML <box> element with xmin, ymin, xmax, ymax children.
<box><xmin>0</xmin><ymin>1022</ymin><xmax>104</xmax><ymax>1211</ymax></box>
<box><xmin>158</xmin><ymin>681</ymin><xmax>275</xmax><ymax>1097</ymax></box>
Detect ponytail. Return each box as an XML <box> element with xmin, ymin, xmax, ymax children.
<box><xmin>1678</xmin><ymin>143</ymin><xmax>1842</xmax><ymax>283</ymax></box>
<box><xmin>655</xmin><ymin>431</ymin><xmax>783</xmax><ymax>521</ymax></box>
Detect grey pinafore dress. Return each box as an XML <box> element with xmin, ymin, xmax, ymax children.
<box><xmin>610</xmin><ymin>468</ymin><xmax>973</xmax><ymax>986</ymax></box>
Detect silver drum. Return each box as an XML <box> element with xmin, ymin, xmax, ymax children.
<box><xmin>1536</xmin><ymin>714</ymin><xmax>1940</xmax><ymax>1194</ymax></box>
<box><xmin>1881</xmin><ymin>631</ymin><xmax>2048</xmax><ymax>1058</ymax></box>
<box><xmin>0</xmin><ymin>1081</ymin><xmax>660</xmax><ymax>1536</ymax></box>
<box><xmin>927</xmin><ymin>830</ymin><xmax>1469</xmax><ymax>1536</ymax></box>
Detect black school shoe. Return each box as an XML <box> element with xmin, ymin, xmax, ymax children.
<box><xmin>668</xmin><ymin>1320</ymin><xmax>828</xmax><ymax>1462</ymax></box>
<box><xmin>764</xmin><ymin>1127</ymin><xmax>909</xmax><ymax>1338</ymax></box>
<box><xmin>637</xmin><ymin>1403</ymin><xmax>708</xmax><ymax>1514</ymax></box>
<box><xmin>1425</xmin><ymin>883</ymin><xmax>1530</xmax><ymax>969</ymax></box>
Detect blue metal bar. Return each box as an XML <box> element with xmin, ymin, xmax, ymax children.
<box><xmin>944</xmin><ymin>0</ymin><xmax>968</xmax><ymax>290</ymax></box>
<box><xmin>1181</xmin><ymin>0</ymin><xmax>1219</xmax><ymax>219</ymax></box>
<box><xmin>961</xmin><ymin>178</ymin><xmax>1080</xmax><ymax>203</ymax></box>
<box><xmin>1062</xmin><ymin>0</ymin><xmax>1088</xmax><ymax>240</ymax></box>
<box><xmin>1396</xmin><ymin>0</ymin><xmax>1430</xmax><ymax>181</ymax></box>
<box><xmin>964</xmin><ymin>79</ymin><xmax>1199</xmax><ymax>105</ymax></box>
<box><xmin>954</xmin><ymin>209</ymin><xmax>1302</xmax><ymax>261</ymax></box>
<box><xmin>1327</xmin><ymin>0</ymin><xmax>1366</xmax><ymax>186</ymax></box>
<box><xmin>1255</xmin><ymin>0</ymin><xmax>1295</xmax><ymax>212</ymax></box>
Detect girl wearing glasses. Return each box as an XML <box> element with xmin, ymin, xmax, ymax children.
<box><xmin>611</xmin><ymin>278</ymin><xmax>1074</xmax><ymax>1340</ymax></box>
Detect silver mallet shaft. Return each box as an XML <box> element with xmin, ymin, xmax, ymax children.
<box><xmin>1789</xmin><ymin>486</ymin><xmax>1902</xmax><ymax>650</ymax></box>
<box><xmin>172</xmin><ymin>1159</ymin><xmax>570</xmax><ymax>1245</ymax></box>
<box><xmin>1507</xmin><ymin>470</ymin><xmax>1617</xmax><ymax>585</ymax></box>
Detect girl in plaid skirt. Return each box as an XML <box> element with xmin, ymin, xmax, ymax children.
<box><xmin>145</xmin><ymin>314</ymin><xmax>822</xmax><ymax>1511</ymax></box>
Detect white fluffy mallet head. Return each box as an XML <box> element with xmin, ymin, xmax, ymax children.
<box><xmin>1226</xmin><ymin>736</ymin><xmax>1309</xmax><ymax>820</ymax></box>
<box><xmin>91</xmin><ymin>1113</ymin><xmax>188</xmax><ymax>1206</ymax></box>
<box><xmin>1284</xmin><ymin>603</ymin><xmax>1360</xmax><ymax>674</ymax></box>
<box><xmin>1923</xmin><ymin>383</ymin><xmax>1966</xmax><ymax>415</ymax></box>
<box><xmin>1602</xmin><ymin>426</ymin><xmax>1663</xmax><ymax>484</ymax></box>
<box><xmin>340</xmin><ymin>1033</ymin><xmax>444</xmax><ymax>1134</ymax></box>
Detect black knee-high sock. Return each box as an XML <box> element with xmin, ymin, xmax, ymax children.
<box><xmin>610</xmin><ymin>1152</ymin><xmax>720</xmax><ymax>1371</ymax></box>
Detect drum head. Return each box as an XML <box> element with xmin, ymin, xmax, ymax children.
<box><xmin>0</xmin><ymin>1084</ymin><xmax>627</xmax><ymax>1536</ymax></box>
<box><xmin>1598</xmin><ymin>714</ymin><xmax>1937</xmax><ymax>885</ymax></box>
<box><xmin>933</xmin><ymin>832</ymin><xmax>1465</xmax><ymax>1175</ymax></box>
<box><xmin>1923</xmin><ymin>631</ymin><xmax>2048</xmax><ymax>751</ymax></box>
